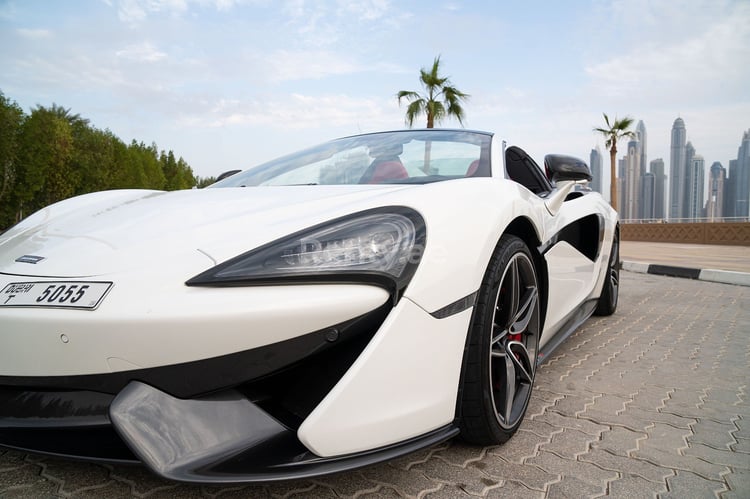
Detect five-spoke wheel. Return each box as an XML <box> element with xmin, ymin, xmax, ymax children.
<box><xmin>594</xmin><ymin>230</ymin><xmax>619</xmax><ymax>316</ymax></box>
<box><xmin>459</xmin><ymin>235</ymin><xmax>541</xmax><ymax>444</ymax></box>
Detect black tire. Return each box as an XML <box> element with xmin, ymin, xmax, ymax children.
<box><xmin>459</xmin><ymin>235</ymin><xmax>541</xmax><ymax>445</ymax></box>
<box><xmin>594</xmin><ymin>230</ymin><xmax>619</xmax><ymax>316</ymax></box>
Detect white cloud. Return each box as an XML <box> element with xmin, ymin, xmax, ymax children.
<box><xmin>116</xmin><ymin>42</ymin><xmax>168</xmax><ymax>62</ymax></box>
<box><xmin>336</xmin><ymin>0</ymin><xmax>390</xmax><ymax>21</ymax></box>
<box><xmin>16</xmin><ymin>28</ymin><xmax>52</xmax><ymax>39</ymax></box>
<box><xmin>585</xmin><ymin>2</ymin><xmax>750</xmax><ymax>102</ymax></box>
<box><xmin>182</xmin><ymin>93</ymin><xmax>400</xmax><ymax>130</ymax></box>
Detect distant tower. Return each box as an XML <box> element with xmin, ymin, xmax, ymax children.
<box><xmin>618</xmin><ymin>158</ymin><xmax>626</xmax><ymax>214</ymax></box>
<box><xmin>706</xmin><ymin>162</ymin><xmax>726</xmax><ymax>221</ymax></box>
<box><xmin>669</xmin><ymin>118</ymin><xmax>687</xmax><ymax>220</ymax></box>
<box><xmin>642</xmin><ymin>172</ymin><xmax>655</xmax><ymax>219</ymax></box>
<box><xmin>624</xmin><ymin>139</ymin><xmax>642</xmax><ymax>220</ymax></box>
<box><xmin>650</xmin><ymin>158</ymin><xmax>666</xmax><ymax>219</ymax></box>
<box><xmin>684</xmin><ymin>141</ymin><xmax>696</xmax><ymax>219</ymax></box>
<box><xmin>590</xmin><ymin>146</ymin><xmax>602</xmax><ymax>194</ymax></box>
<box><xmin>635</xmin><ymin>120</ymin><xmax>647</xmax><ymax>218</ymax></box>
<box><xmin>729</xmin><ymin>129</ymin><xmax>750</xmax><ymax>218</ymax></box>
<box><xmin>635</xmin><ymin>120</ymin><xmax>647</xmax><ymax>179</ymax></box>
<box><xmin>686</xmin><ymin>153</ymin><xmax>705</xmax><ymax>220</ymax></box>
<box><xmin>725</xmin><ymin>159</ymin><xmax>738</xmax><ymax>218</ymax></box>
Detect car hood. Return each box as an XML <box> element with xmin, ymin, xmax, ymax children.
<box><xmin>0</xmin><ymin>185</ymin><xmax>414</xmax><ymax>278</ymax></box>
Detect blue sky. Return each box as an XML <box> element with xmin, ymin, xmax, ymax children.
<box><xmin>1</xmin><ymin>0</ymin><xmax>748</xmax><ymax>189</ymax></box>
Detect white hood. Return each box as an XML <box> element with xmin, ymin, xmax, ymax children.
<box><xmin>0</xmin><ymin>185</ymin><xmax>414</xmax><ymax>278</ymax></box>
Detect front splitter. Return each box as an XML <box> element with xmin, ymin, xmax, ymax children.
<box><xmin>109</xmin><ymin>381</ymin><xmax>458</xmax><ymax>483</ymax></box>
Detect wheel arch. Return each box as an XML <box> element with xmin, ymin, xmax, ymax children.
<box><xmin>502</xmin><ymin>216</ymin><xmax>549</xmax><ymax>333</ymax></box>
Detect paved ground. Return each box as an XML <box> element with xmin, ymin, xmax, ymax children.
<box><xmin>620</xmin><ymin>242</ymin><xmax>750</xmax><ymax>273</ymax></box>
<box><xmin>1</xmin><ymin>271</ymin><xmax>749</xmax><ymax>498</ymax></box>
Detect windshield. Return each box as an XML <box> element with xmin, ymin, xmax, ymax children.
<box><xmin>211</xmin><ymin>130</ymin><xmax>493</xmax><ymax>187</ymax></box>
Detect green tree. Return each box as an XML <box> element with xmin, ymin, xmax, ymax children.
<box><xmin>593</xmin><ymin>113</ymin><xmax>635</xmax><ymax>210</ymax></box>
<box><xmin>195</xmin><ymin>175</ymin><xmax>217</xmax><ymax>188</ymax></box>
<box><xmin>42</xmin><ymin>103</ymin><xmax>89</xmax><ymax>127</ymax></box>
<box><xmin>15</xmin><ymin>107</ymin><xmax>75</xmax><ymax>218</ymax></box>
<box><xmin>0</xmin><ymin>92</ymin><xmax>25</xmax><ymax>227</ymax></box>
<box><xmin>397</xmin><ymin>55</ymin><xmax>469</xmax><ymax>128</ymax></box>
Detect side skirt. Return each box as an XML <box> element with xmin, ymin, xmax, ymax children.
<box><xmin>535</xmin><ymin>298</ymin><xmax>598</xmax><ymax>367</ymax></box>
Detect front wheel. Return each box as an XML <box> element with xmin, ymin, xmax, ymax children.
<box><xmin>594</xmin><ymin>230</ymin><xmax>619</xmax><ymax>316</ymax></box>
<box><xmin>459</xmin><ymin>235</ymin><xmax>541</xmax><ymax>445</ymax></box>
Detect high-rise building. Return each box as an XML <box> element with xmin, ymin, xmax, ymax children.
<box><xmin>635</xmin><ymin>120</ymin><xmax>647</xmax><ymax>180</ymax></box>
<box><xmin>707</xmin><ymin>162</ymin><xmax>726</xmax><ymax>221</ymax></box>
<box><xmin>642</xmin><ymin>172</ymin><xmax>655</xmax><ymax>219</ymax></box>
<box><xmin>727</xmin><ymin>129</ymin><xmax>750</xmax><ymax>218</ymax></box>
<box><xmin>669</xmin><ymin>118</ymin><xmax>687</xmax><ymax>220</ymax></box>
<box><xmin>634</xmin><ymin>120</ymin><xmax>648</xmax><ymax>219</ymax></box>
<box><xmin>650</xmin><ymin>158</ymin><xmax>666</xmax><ymax>219</ymax></box>
<box><xmin>618</xmin><ymin>158</ymin><xmax>626</xmax><ymax>214</ymax></box>
<box><xmin>623</xmin><ymin>139</ymin><xmax>642</xmax><ymax>220</ymax></box>
<box><xmin>686</xmin><ymin>154</ymin><xmax>705</xmax><ymax>220</ymax></box>
<box><xmin>725</xmin><ymin>159</ymin><xmax>738</xmax><ymax>218</ymax></box>
<box><xmin>590</xmin><ymin>146</ymin><xmax>602</xmax><ymax>194</ymax></box>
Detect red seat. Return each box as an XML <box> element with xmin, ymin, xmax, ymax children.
<box><xmin>368</xmin><ymin>161</ymin><xmax>408</xmax><ymax>183</ymax></box>
<box><xmin>466</xmin><ymin>160</ymin><xmax>480</xmax><ymax>177</ymax></box>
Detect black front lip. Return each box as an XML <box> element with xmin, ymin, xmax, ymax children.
<box><xmin>109</xmin><ymin>381</ymin><xmax>459</xmax><ymax>483</ymax></box>
<box><xmin>0</xmin><ymin>381</ymin><xmax>458</xmax><ymax>483</ymax></box>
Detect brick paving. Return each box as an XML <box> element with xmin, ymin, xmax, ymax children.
<box><xmin>1</xmin><ymin>271</ymin><xmax>749</xmax><ymax>498</ymax></box>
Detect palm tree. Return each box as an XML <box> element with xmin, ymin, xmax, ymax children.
<box><xmin>33</xmin><ymin>103</ymin><xmax>89</xmax><ymax>127</ymax></box>
<box><xmin>397</xmin><ymin>55</ymin><xmax>469</xmax><ymax>128</ymax></box>
<box><xmin>593</xmin><ymin>113</ymin><xmax>635</xmax><ymax>210</ymax></box>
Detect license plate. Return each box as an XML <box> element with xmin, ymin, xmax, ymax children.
<box><xmin>0</xmin><ymin>281</ymin><xmax>113</xmax><ymax>310</ymax></box>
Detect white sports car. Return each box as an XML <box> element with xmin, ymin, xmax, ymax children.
<box><xmin>0</xmin><ymin>129</ymin><xmax>618</xmax><ymax>483</ymax></box>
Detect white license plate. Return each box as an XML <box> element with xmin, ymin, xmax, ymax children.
<box><xmin>0</xmin><ymin>281</ymin><xmax>113</xmax><ymax>310</ymax></box>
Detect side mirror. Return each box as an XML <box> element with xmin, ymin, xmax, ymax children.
<box><xmin>216</xmin><ymin>169</ymin><xmax>242</xmax><ymax>182</ymax></box>
<box><xmin>544</xmin><ymin>155</ymin><xmax>592</xmax><ymax>183</ymax></box>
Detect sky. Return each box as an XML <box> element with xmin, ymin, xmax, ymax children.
<box><xmin>1</xmin><ymin>0</ymin><xmax>749</xmax><ymax>192</ymax></box>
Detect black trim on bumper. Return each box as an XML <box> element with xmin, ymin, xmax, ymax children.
<box><xmin>0</xmin><ymin>304</ymin><xmax>390</xmax><ymax>399</ymax></box>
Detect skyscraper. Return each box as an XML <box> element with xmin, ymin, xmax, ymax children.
<box><xmin>686</xmin><ymin>154</ymin><xmax>705</xmax><ymax>220</ymax></box>
<box><xmin>634</xmin><ymin>120</ymin><xmax>648</xmax><ymax>219</ymax></box>
<box><xmin>635</xmin><ymin>120</ymin><xmax>647</xmax><ymax>180</ymax></box>
<box><xmin>590</xmin><ymin>146</ymin><xmax>602</xmax><ymax>194</ymax></box>
<box><xmin>618</xmin><ymin>158</ymin><xmax>626</xmax><ymax>214</ymax></box>
<box><xmin>642</xmin><ymin>172</ymin><xmax>655</xmax><ymax>219</ymax></box>
<box><xmin>650</xmin><ymin>158</ymin><xmax>666</xmax><ymax>219</ymax></box>
<box><xmin>725</xmin><ymin>159</ymin><xmax>738</xmax><ymax>218</ymax></box>
<box><xmin>669</xmin><ymin>118</ymin><xmax>687</xmax><ymax>220</ymax></box>
<box><xmin>707</xmin><ymin>162</ymin><xmax>726</xmax><ymax>221</ymax></box>
<box><xmin>623</xmin><ymin>139</ymin><xmax>642</xmax><ymax>220</ymax></box>
<box><xmin>728</xmin><ymin>129</ymin><xmax>750</xmax><ymax>218</ymax></box>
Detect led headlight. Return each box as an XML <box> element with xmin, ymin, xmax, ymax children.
<box><xmin>186</xmin><ymin>207</ymin><xmax>426</xmax><ymax>294</ymax></box>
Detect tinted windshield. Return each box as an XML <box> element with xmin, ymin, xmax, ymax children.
<box><xmin>211</xmin><ymin>130</ymin><xmax>492</xmax><ymax>187</ymax></box>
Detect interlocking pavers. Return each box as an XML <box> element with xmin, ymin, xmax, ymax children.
<box><xmin>579</xmin><ymin>448</ymin><xmax>674</xmax><ymax>483</ymax></box>
<box><xmin>662</xmin><ymin>470</ymin><xmax>728</xmax><ymax>499</ymax></box>
<box><xmin>524</xmin><ymin>450</ymin><xmax>618</xmax><ymax>492</ymax></box>
<box><xmin>590</xmin><ymin>426</ymin><xmax>645</xmax><ymax>456</ymax></box>
<box><xmin>539</xmin><ymin>428</ymin><xmax>597</xmax><ymax>459</ymax></box>
<box><xmin>412</xmin><ymin>457</ymin><xmax>500</xmax><ymax>496</ymax></box>
<box><xmin>1</xmin><ymin>271</ymin><xmax>749</xmax><ymax>497</ymax></box>
<box><xmin>606</xmin><ymin>474</ymin><xmax>668</xmax><ymax>499</ymax></box>
<box><xmin>688</xmin><ymin>418</ymin><xmax>741</xmax><ymax>450</ymax></box>
<box><xmin>479</xmin><ymin>457</ymin><xmax>560</xmax><ymax>492</ymax></box>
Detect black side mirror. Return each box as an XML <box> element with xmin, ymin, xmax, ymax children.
<box><xmin>544</xmin><ymin>155</ymin><xmax>592</xmax><ymax>183</ymax></box>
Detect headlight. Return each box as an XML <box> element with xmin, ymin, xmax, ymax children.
<box><xmin>186</xmin><ymin>207</ymin><xmax>426</xmax><ymax>294</ymax></box>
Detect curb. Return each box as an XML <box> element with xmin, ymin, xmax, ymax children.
<box><xmin>622</xmin><ymin>261</ymin><xmax>750</xmax><ymax>287</ymax></box>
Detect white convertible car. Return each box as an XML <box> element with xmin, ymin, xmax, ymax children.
<box><xmin>0</xmin><ymin>129</ymin><xmax>618</xmax><ymax>483</ymax></box>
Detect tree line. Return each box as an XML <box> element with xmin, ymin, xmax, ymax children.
<box><xmin>0</xmin><ymin>90</ymin><xmax>214</xmax><ymax>231</ymax></box>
